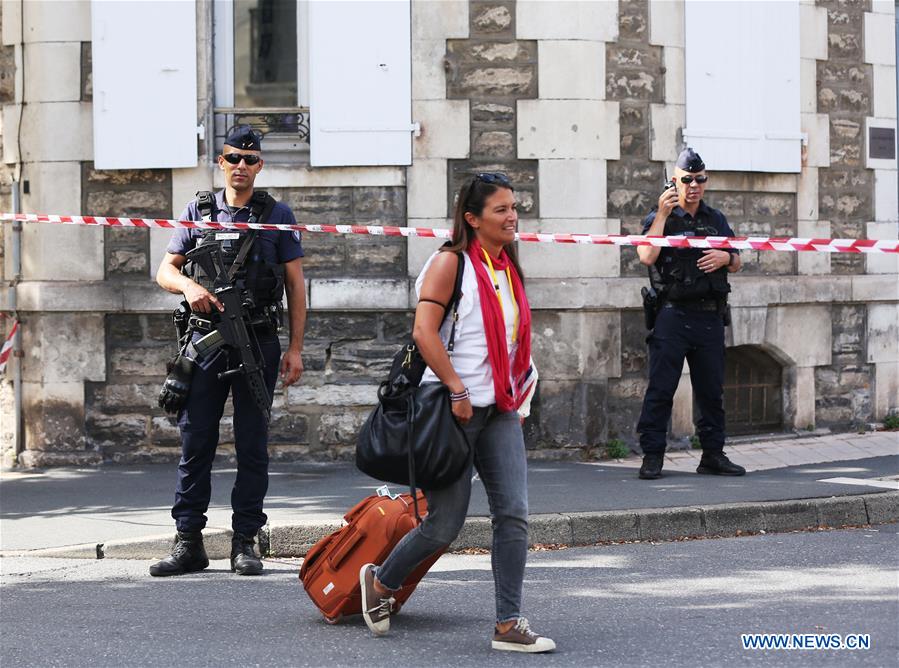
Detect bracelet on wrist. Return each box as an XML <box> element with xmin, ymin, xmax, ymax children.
<box><xmin>449</xmin><ymin>387</ymin><xmax>470</xmax><ymax>403</ymax></box>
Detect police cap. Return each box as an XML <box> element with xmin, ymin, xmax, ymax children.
<box><xmin>225</xmin><ymin>125</ymin><xmax>263</xmax><ymax>151</ymax></box>
<box><xmin>676</xmin><ymin>147</ymin><xmax>705</xmax><ymax>173</ymax></box>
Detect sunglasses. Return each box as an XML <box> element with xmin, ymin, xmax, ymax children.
<box><xmin>475</xmin><ymin>172</ymin><xmax>511</xmax><ymax>186</ymax></box>
<box><xmin>222</xmin><ymin>153</ymin><xmax>261</xmax><ymax>166</ymax></box>
<box><xmin>679</xmin><ymin>174</ymin><xmax>709</xmax><ymax>184</ymax></box>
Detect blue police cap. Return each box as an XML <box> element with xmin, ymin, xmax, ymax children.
<box><xmin>225</xmin><ymin>125</ymin><xmax>263</xmax><ymax>151</ymax></box>
<box><xmin>676</xmin><ymin>147</ymin><xmax>705</xmax><ymax>173</ymax></box>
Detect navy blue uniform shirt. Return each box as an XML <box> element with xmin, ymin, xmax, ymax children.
<box><xmin>167</xmin><ymin>190</ymin><xmax>304</xmax><ymax>262</ymax></box>
<box><xmin>641</xmin><ymin>199</ymin><xmax>738</xmax><ymax>263</ymax></box>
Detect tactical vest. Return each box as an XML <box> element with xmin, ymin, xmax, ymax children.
<box><xmin>648</xmin><ymin>207</ymin><xmax>731</xmax><ymax>304</ymax></box>
<box><xmin>183</xmin><ymin>190</ymin><xmax>285</xmax><ymax>310</ymax></box>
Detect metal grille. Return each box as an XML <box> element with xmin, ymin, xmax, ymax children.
<box><xmin>723</xmin><ymin>345</ymin><xmax>783</xmax><ymax>435</ymax></box>
<box><xmin>213</xmin><ymin>107</ymin><xmax>310</xmax><ymax>156</ymax></box>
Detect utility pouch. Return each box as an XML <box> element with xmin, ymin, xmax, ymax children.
<box><xmin>158</xmin><ymin>353</ymin><xmax>197</xmax><ymax>414</ymax></box>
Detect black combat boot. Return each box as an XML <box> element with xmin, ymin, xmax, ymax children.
<box><xmin>639</xmin><ymin>454</ymin><xmax>664</xmax><ymax>479</ymax></box>
<box><xmin>149</xmin><ymin>531</ymin><xmax>209</xmax><ymax>577</ymax></box>
<box><xmin>696</xmin><ymin>452</ymin><xmax>746</xmax><ymax>476</ymax></box>
<box><xmin>230</xmin><ymin>532</ymin><xmax>263</xmax><ymax>575</ymax></box>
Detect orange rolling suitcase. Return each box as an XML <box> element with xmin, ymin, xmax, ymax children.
<box><xmin>299</xmin><ymin>487</ymin><xmax>443</xmax><ymax>624</ymax></box>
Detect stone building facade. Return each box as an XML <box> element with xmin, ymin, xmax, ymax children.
<box><xmin>0</xmin><ymin>0</ymin><xmax>896</xmax><ymax>467</ymax></box>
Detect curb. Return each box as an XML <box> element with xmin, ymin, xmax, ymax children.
<box><xmin>9</xmin><ymin>491</ymin><xmax>897</xmax><ymax>561</ymax></box>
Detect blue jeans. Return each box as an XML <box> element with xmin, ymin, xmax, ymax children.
<box><xmin>376</xmin><ymin>406</ymin><xmax>529</xmax><ymax>623</ymax></box>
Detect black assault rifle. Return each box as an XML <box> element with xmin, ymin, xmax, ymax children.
<box><xmin>185</xmin><ymin>242</ymin><xmax>272</xmax><ymax>423</ymax></box>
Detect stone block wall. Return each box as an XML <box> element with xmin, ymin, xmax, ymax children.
<box><xmin>83</xmin><ymin>310</ymin><xmax>413</xmax><ymax>463</ymax></box>
<box><xmin>446</xmin><ymin>0</ymin><xmax>539</xmax><ymax>215</ymax></box>
<box><xmin>270</xmin><ymin>186</ymin><xmax>408</xmax><ymax>278</ymax></box>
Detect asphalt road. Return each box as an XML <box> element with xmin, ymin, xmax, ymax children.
<box><xmin>2</xmin><ymin>525</ymin><xmax>896</xmax><ymax>667</ymax></box>
<box><xmin>3</xmin><ymin>456</ymin><xmax>896</xmax><ymax>551</ymax></box>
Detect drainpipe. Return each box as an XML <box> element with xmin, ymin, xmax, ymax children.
<box><xmin>10</xmin><ymin>181</ymin><xmax>23</xmax><ymax>458</ymax></box>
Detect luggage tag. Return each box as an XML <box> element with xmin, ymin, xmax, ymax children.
<box><xmin>376</xmin><ymin>485</ymin><xmax>400</xmax><ymax>500</ymax></box>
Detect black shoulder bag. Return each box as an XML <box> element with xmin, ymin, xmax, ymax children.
<box><xmin>356</xmin><ymin>251</ymin><xmax>472</xmax><ymax>517</ymax></box>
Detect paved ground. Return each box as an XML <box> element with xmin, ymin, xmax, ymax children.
<box><xmin>0</xmin><ymin>430</ymin><xmax>896</xmax><ymax>556</ymax></box>
<box><xmin>2</xmin><ymin>525</ymin><xmax>896</xmax><ymax>667</ymax></box>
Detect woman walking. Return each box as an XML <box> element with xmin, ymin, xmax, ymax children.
<box><xmin>359</xmin><ymin>173</ymin><xmax>554</xmax><ymax>653</ymax></box>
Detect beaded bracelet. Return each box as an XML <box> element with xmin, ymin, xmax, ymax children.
<box><xmin>449</xmin><ymin>388</ymin><xmax>470</xmax><ymax>403</ymax></box>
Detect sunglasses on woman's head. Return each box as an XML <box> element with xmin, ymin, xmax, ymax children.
<box><xmin>679</xmin><ymin>174</ymin><xmax>708</xmax><ymax>184</ymax></box>
<box><xmin>475</xmin><ymin>172</ymin><xmax>511</xmax><ymax>186</ymax></box>
<box><xmin>222</xmin><ymin>153</ymin><xmax>261</xmax><ymax>166</ymax></box>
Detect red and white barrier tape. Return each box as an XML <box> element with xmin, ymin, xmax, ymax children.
<box><xmin>2</xmin><ymin>213</ymin><xmax>897</xmax><ymax>254</ymax></box>
<box><xmin>0</xmin><ymin>320</ymin><xmax>18</xmax><ymax>375</ymax></box>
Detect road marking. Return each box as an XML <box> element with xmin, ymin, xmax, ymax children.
<box><xmin>817</xmin><ymin>477</ymin><xmax>899</xmax><ymax>490</ymax></box>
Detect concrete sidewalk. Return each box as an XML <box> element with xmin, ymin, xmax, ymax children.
<box><xmin>1</xmin><ymin>430</ymin><xmax>896</xmax><ymax>560</ymax></box>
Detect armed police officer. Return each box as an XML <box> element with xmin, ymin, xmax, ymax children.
<box><xmin>636</xmin><ymin>148</ymin><xmax>745</xmax><ymax>480</ymax></box>
<box><xmin>150</xmin><ymin>126</ymin><xmax>306</xmax><ymax>576</ymax></box>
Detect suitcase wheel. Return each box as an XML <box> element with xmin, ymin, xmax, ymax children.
<box><xmin>323</xmin><ymin>614</ymin><xmax>342</xmax><ymax>625</ymax></box>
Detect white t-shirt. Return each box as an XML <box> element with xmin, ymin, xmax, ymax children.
<box><xmin>416</xmin><ymin>251</ymin><xmax>518</xmax><ymax>407</ymax></box>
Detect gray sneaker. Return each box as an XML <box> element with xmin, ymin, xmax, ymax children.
<box><xmin>359</xmin><ymin>563</ymin><xmax>393</xmax><ymax>636</ymax></box>
<box><xmin>492</xmin><ymin>617</ymin><xmax>556</xmax><ymax>653</ymax></box>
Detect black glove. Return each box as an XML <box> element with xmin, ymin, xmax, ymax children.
<box><xmin>158</xmin><ymin>354</ymin><xmax>197</xmax><ymax>414</ymax></box>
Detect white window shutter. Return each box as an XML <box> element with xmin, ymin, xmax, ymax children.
<box><xmin>309</xmin><ymin>0</ymin><xmax>412</xmax><ymax>167</ymax></box>
<box><xmin>91</xmin><ymin>0</ymin><xmax>198</xmax><ymax>169</ymax></box>
<box><xmin>684</xmin><ymin>1</ymin><xmax>801</xmax><ymax>173</ymax></box>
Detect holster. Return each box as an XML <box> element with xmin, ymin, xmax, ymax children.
<box><xmin>641</xmin><ymin>286</ymin><xmax>659</xmax><ymax>331</ymax></box>
<box><xmin>172</xmin><ymin>301</ymin><xmax>191</xmax><ymax>346</ymax></box>
<box><xmin>721</xmin><ymin>302</ymin><xmax>732</xmax><ymax>327</ymax></box>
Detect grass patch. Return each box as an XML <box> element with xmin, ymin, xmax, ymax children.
<box><xmin>604</xmin><ymin>438</ymin><xmax>630</xmax><ymax>459</ymax></box>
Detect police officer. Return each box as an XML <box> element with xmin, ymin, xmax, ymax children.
<box><xmin>150</xmin><ymin>126</ymin><xmax>306</xmax><ymax>576</ymax></box>
<box><xmin>636</xmin><ymin>148</ymin><xmax>745</xmax><ymax>480</ymax></box>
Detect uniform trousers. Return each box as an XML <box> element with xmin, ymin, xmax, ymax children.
<box><xmin>637</xmin><ymin>303</ymin><xmax>726</xmax><ymax>455</ymax></box>
<box><xmin>172</xmin><ymin>329</ymin><xmax>280</xmax><ymax>536</ymax></box>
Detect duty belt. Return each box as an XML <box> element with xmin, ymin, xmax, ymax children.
<box><xmin>666</xmin><ymin>298</ymin><xmax>720</xmax><ymax>312</ymax></box>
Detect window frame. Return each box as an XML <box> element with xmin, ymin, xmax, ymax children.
<box><xmin>211</xmin><ymin>0</ymin><xmax>310</xmax><ymax>159</ymax></box>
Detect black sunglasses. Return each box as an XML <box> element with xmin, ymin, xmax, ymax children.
<box><xmin>679</xmin><ymin>174</ymin><xmax>708</xmax><ymax>184</ymax></box>
<box><xmin>222</xmin><ymin>153</ymin><xmax>261</xmax><ymax>166</ymax></box>
<box><xmin>475</xmin><ymin>172</ymin><xmax>511</xmax><ymax>186</ymax></box>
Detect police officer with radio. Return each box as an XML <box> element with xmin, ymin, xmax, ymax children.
<box><xmin>150</xmin><ymin>126</ymin><xmax>306</xmax><ymax>576</ymax></box>
<box><xmin>636</xmin><ymin>148</ymin><xmax>745</xmax><ymax>480</ymax></box>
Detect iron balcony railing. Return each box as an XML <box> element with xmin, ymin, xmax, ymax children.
<box><xmin>213</xmin><ymin>107</ymin><xmax>310</xmax><ymax>154</ymax></box>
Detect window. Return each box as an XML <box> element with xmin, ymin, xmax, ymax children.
<box><xmin>212</xmin><ymin>0</ymin><xmax>412</xmax><ymax>167</ymax></box>
<box><xmin>213</xmin><ymin>0</ymin><xmax>311</xmax><ymax>159</ymax></box>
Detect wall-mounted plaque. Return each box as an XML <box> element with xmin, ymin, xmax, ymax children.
<box><xmin>869</xmin><ymin>127</ymin><xmax>896</xmax><ymax>160</ymax></box>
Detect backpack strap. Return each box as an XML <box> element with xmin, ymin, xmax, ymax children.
<box><xmin>195</xmin><ymin>191</ymin><xmax>217</xmax><ymax>222</ymax></box>
<box><xmin>225</xmin><ymin>191</ymin><xmax>277</xmax><ymax>281</ymax></box>
<box><xmin>248</xmin><ymin>190</ymin><xmax>276</xmax><ymax>225</ymax></box>
<box><xmin>445</xmin><ymin>252</ymin><xmax>465</xmax><ymax>354</ymax></box>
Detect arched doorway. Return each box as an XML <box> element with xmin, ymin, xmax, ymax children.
<box><xmin>724</xmin><ymin>345</ymin><xmax>784</xmax><ymax>435</ymax></box>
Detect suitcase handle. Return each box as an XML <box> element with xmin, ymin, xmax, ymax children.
<box><xmin>300</xmin><ymin>530</ymin><xmax>337</xmax><ymax>578</ymax></box>
<box><xmin>328</xmin><ymin>526</ymin><xmax>366</xmax><ymax>569</ymax></box>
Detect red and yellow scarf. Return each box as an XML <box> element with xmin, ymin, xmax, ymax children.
<box><xmin>466</xmin><ymin>239</ymin><xmax>532</xmax><ymax>412</ymax></box>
